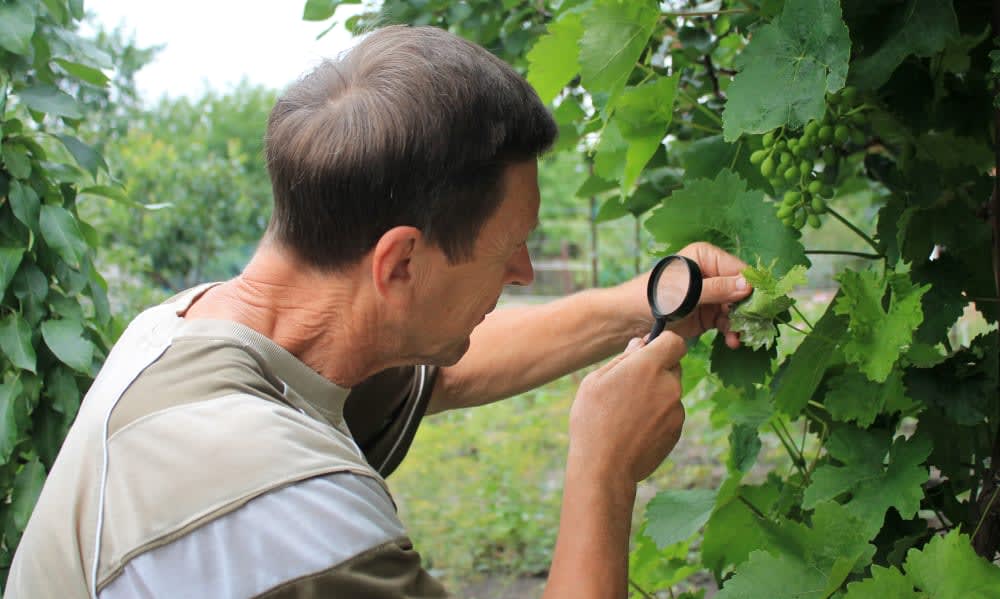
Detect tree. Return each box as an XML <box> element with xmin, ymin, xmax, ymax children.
<box><xmin>310</xmin><ymin>0</ymin><xmax>1000</xmax><ymax>594</ymax></box>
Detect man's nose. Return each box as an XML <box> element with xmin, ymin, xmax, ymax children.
<box><xmin>506</xmin><ymin>244</ymin><xmax>534</xmax><ymax>286</ymax></box>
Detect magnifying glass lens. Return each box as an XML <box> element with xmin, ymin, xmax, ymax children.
<box><xmin>646</xmin><ymin>255</ymin><xmax>702</xmax><ymax>342</ymax></box>
<box><xmin>652</xmin><ymin>259</ymin><xmax>691</xmax><ymax>315</ymax></box>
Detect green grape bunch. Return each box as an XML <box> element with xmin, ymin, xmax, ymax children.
<box><xmin>749</xmin><ymin>86</ymin><xmax>868</xmax><ymax>230</ymax></box>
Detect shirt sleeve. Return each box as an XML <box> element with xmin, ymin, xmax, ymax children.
<box><xmin>98</xmin><ymin>472</ymin><xmax>447</xmax><ymax>599</ymax></box>
<box><xmin>344</xmin><ymin>365</ymin><xmax>440</xmax><ymax>477</ymax></box>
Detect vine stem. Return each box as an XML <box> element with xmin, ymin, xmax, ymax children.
<box><xmin>738</xmin><ymin>495</ymin><xmax>769</xmax><ymax>521</ymax></box>
<box><xmin>791</xmin><ymin>305</ymin><xmax>814</xmax><ymax>330</ymax></box>
<box><xmin>825</xmin><ymin>206</ymin><xmax>881</xmax><ymax>254</ymax></box>
<box><xmin>628</xmin><ymin>578</ymin><xmax>656</xmax><ymax>599</ymax></box>
<box><xmin>973</xmin><ymin>485</ymin><xmax>1000</xmax><ymax>543</ymax></box>
<box><xmin>771</xmin><ymin>422</ymin><xmax>806</xmax><ymax>476</ymax></box>
<box><xmin>661</xmin><ymin>9</ymin><xmax>749</xmax><ymax>17</ymax></box>
<box><xmin>677</xmin><ymin>89</ymin><xmax>723</xmax><ymax>127</ymax></box>
<box><xmin>782</xmin><ymin>322</ymin><xmax>810</xmax><ymax>336</ymax></box>
<box><xmin>805</xmin><ymin>249</ymin><xmax>883</xmax><ymax>260</ymax></box>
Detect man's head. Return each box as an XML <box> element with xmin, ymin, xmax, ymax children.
<box><xmin>264</xmin><ymin>25</ymin><xmax>558</xmax><ymax>271</ymax></box>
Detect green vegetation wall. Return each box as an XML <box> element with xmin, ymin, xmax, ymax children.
<box><xmin>311</xmin><ymin>0</ymin><xmax>1000</xmax><ymax>595</ymax></box>
<box><xmin>0</xmin><ymin>0</ymin><xmax>123</xmax><ymax>583</ymax></box>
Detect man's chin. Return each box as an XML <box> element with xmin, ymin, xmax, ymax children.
<box><xmin>430</xmin><ymin>337</ymin><xmax>471</xmax><ymax>367</ymax></box>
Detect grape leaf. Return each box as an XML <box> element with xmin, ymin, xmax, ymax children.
<box><xmin>834</xmin><ymin>269</ymin><xmax>929</xmax><ymax>383</ymax></box>
<box><xmin>578</xmin><ymin>0</ymin><xmax>658</xmax><ymax>100</ymax></box>
<box><xmin>717</xmin><ymin>502</ymin><xmax>873</xmax><ymax>599</ymax></box>
<box><xmin>728</xmin><ymin>424</ymin><xmax>761</xmax><ymax>475</ymax></box>
<box><xmin>710</xmin><ymin>334</ymin><xmax>775</xmax><ymax>394</ymax></box>
<box><xmin>645</xmin><ymin>169</ymin><xmax>808</xmax><ymax>275</ymax></box>
<box><xmin>729</xmin><ymin>263</ymin><xmax>808</xmax><ymax>351</ymax></box>
<box><xmin>904</xmin><ymin>530</ymin><xmax>1000</xmax><ymax>598</ymax></box>
<box><xmin>771</xmin><ymin>301</ymin><xmax>847</xmax><ymax>416</ymax></box>
<box><xmin>850</xmin><ymin>0</ymin><xmax>960</xmax><ymax>90</ymax></box>
<box><xmin>702</xmin><ymin>479</ymin><xmax>781</xmax><ymax>576</ymax></box>
<box><xmin>721</xmin><ymin>0</ymin><xmax>850</xmax><ymax>141</ymax></box>
<box><xmin>527</xmin><ymin>11</ymin><xmax>583</xmax><ymax>104</ymax></box>
<box><xmin>611</xmin><ymin>75</ymin><xmax>678</xmax><ymax>192</ymax></box>
<box><xmin>904</xmin><ymin>333</ymin><xmax>995</xmax><ymax>426</ymax></box>
<box><xmin>10</xmin><ymin>457</ymin><xmax>45</xmax><ymax>534</ymax></box>
<box><xmin>644</xmin><ymin>488</ymin><xmax>718</xmax><ymax>549</ymax></box>
<box><xmin>843</xmin><ymin>565</ymin><xmax>920</xmax><ymax>598</ymax></box>
<box><xmin>804</xmin><ymin>427</ymin><xmax>930</xmax><ymax>538</ymax></box>
<box><xmin>824</xmin><ymin>367</ymin><xmax>906</xmax><ymax>427</ymax></box>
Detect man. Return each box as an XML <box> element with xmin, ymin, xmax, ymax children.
<box><xmin>7</xmin><ymin>26</ymin><xmax>750</xmax><ymax>598</ymax></box>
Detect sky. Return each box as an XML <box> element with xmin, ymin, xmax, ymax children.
<box><xmin>85</xmin><ymin>0</ymin><xmax>365</xmax><ymax>102</ymax></box>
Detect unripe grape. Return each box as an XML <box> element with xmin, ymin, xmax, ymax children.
<box><xmin>781</xmin><ymin>215</ymin><xmax>794</xmax><ymax>227</ymax></box>
<box><xmin>811</xmin><ymin>197</ymin><xmax>827</xmax><ymax>213</ymax></box>
<box><xmin>793</xmin><ymin>211</ymin><xmax>806</xmax><ymax>229</ymax></box>
<box><xmin>834</xmin><ymin>125</ymin><xmax>850</xmax><ymax>143</ymax></box>
<box><xmin>840</xmin><ymin>86</ymin><xmax>858</xmax><ymax>104</ymax></box>
<box><xmin>761</xmin><ymin>157</ymin><xmax>775</xmax><ymax>177</ymax></box>
<box><xmin>799</xmin><ymin>160</ymin><xmax>813</xmax><ymax>176</ymax></box>
<box><xmin>770</xmin><ymin>176</ymin><xmax>785</xmax><ymax>189</ymax></box>
<box><xmin>849</xmin><ymin>111</ymin><xmax>866</xmax><ymax>126</ymax></box>
<box><xmin>807</xmin><ymin>214</ymin><xmax>821</xmax><ymax>228</ymax></box>
<box><xmin>804</xmin><ymin>121</ymin><xmax>820</xmax><ymax>138</ymax></box>
<box><xmin>750</xmin><ymin>149</ymin><xmax>768</xmax><ymax>165</ymax></box>
<box><xmin>784</xmin><ymin>166</ymin><xmax>799</xmax><ymax>182</ymax></box>
<box><xmin>818</xmin><ymin>126</ymin><xmax>833</xmax><ymax>143</ymax></box>
<box><xmin>774</xmin><ymin>140</ymin><xmax>787</xmax><ymax>151</ymax></box>
<box><xmin>777</xmin><ymin>204</ymin><xmax>795</xmax><ymax>219</ymax></box>
<box><xmin>780</xmin><ymin>152</ymin><xmax>794</xmax><ymax>166</ymax></box>
<box><xmin>783</xmin><ymin>190</ymin><xmax>801</xmax><ymax>205</ymax></box>
<box><xmin>807</xmin><ymin>180</ymin><xmax>823</xmax><ymax>195</ymax></box>
<box><xmin>762</xmin><ymin>131</ymin><xmax>775</xmax><ymax>147</ymax></box>
<box><xmin>822</xmin><ymin>147</ymin><xmax>837</xmax><ymax>165</ymax></box>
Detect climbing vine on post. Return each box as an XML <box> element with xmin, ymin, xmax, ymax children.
<box><xmin>310</xmin><ymin>0</ymin><xmax>1000</xmax><ymax>594</ymax></box>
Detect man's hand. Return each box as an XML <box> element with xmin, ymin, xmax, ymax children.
<box><xmin>569</xmin><ymin>332</ymin><xmax>686</xmax><ymax>484</ymax></box>
<box><xmin>612</xmin><ymin>242</ymin><xmax>752</xmax><ymax>350</ymax></box>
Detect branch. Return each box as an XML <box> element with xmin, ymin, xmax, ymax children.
<box><xmin>805</xmin><ymin>249</ymin><xmax>883</xmax><ymax>259</ymax></box>
<box><xmin>825</xmin><ymin>207</ymin><xmax>882</xmax><ymax>254</ymax></box>
<box><xmin>702</xmin><ymin>54</ymin><xmax>725</xmax><ymax>103</ymax></box>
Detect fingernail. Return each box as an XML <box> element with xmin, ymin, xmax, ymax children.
<box><xmin>626</xmin><ymin>337</ymin><xmax>642</xmax><ymax>351</ymax></box>
<box><xmin>736</xmin><ymin>276</ymin><xmax>748</xmax><ymax>291</ymax></box>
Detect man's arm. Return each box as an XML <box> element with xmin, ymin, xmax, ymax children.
<box><xmin>428</xmin><ymin>242</ymin><xmax>752</xmax><ymax>413</ymax></box>
<box><xmin>544</xmin><ymin>333</ymin><xmax>687</xmax><ymax>598</ymax></box>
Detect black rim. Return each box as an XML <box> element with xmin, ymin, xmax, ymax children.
<box><xmin>646</xmin><ymin>255</ymin><xmax>702</xmax><ymax>322</ymax></box>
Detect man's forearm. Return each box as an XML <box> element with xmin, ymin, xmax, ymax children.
<box><xmin>543</xmin><ymin>456</ymin><xmax>636</xmax><ymax>599</ymax></box>
<box><xmin>428</xmin><ymin>287</ymin><xmax>649</xmax><ymax>412</ymax></box>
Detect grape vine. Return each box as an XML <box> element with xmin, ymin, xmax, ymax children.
<box><xmin>336</xmin><ymin>0</ymin><xmax>1000</xmax><ymax>595</ymax></box>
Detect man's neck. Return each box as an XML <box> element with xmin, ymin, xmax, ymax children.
<box><xmin>182</xmin><ymin>243</ymin><xmax>387</xmax><ymax>388</ymax></box>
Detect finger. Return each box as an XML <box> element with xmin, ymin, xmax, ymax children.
<box><xmin>699</xmin><ymin>274</ymin><xmax>752</xmax><ymax>305</ymax></box>
<box><xmin>725</xmin><ymin>331</ymin><xmax>742</xmax><ymax>349</ymax></box>
<box><xmin>714</xmin><ymin>313</ymin><xmax>730</xmax><ymax>335</ymax></box>
<box><xmin>636</xmin><ymin>330</ymin><xmax>687</xmax><ymax>369</ymax></box>
<box><xmin>625</xmin><ymin>337</ymin><xmax>645</xmax><ymax>353</ymax></box>
<box><xmin>685</xmin><ymin>242</ymin><xmax>748</xmax><ymax>278</ymax></box>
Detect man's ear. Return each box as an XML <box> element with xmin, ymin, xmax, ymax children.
<box><xmin>371</xmin><ymin>226</ymin><xmax>423</xmax><ymax>302</ymax></box>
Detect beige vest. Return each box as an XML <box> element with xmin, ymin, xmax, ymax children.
<box><xmin>7</xmin><ymin>285</ymin><xmax>389</xmax><ymax>597</ymax></box>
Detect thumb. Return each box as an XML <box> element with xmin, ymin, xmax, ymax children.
<box><xmin>699</xmin><ymin>275</ymin><xmax>751</xmax><ymax>305</ymax></box>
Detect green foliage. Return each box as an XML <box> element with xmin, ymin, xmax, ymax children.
<box><xmin>0</xmin><ymin>0</ymin><xmax>118</xmax><ymax>582</ymax></box>
<box><xmin>722</xmin><ymin>0</ymin><xmax>850</xmax><ymax>141</ymax></box>
<box><xmin>729</xmin><ymin>263</ymin><xmax>808</xmax><ymax>350</ymax></box>
<box><xmin>314</xmin><ymin>0</ymin><xmax>1000</xmax><ymax>594</ymax></box>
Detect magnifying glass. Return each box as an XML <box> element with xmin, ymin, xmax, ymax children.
<box><xmin>646</xmin><ymin>255</ymin><xmax>702</xmax><ymax>341</ymax></box>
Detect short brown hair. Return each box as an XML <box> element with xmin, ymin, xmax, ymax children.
<box><xmin>264</xmin><ymin>25</ymin><xmax>557</xmax><ymax>270</ymax></box>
